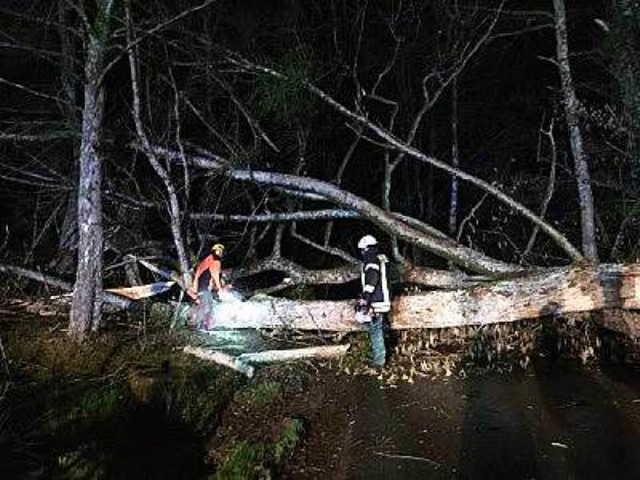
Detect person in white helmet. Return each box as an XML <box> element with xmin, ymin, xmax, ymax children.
<box><xmin>355</xmin><ymin>234</ymin><xmax>391</xmax><ymax>368</ymax></box>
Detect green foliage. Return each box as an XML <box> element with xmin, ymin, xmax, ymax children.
<box><xmin>151</xmin><ymin>365</ymin><xmax>241</xmax><ymax>432</ymax></box>
<box><xmin>47</xmin><ymin>382</ymin><xmax>128</xmax><ymax>431</ymax></box>
<box><xmin>256</xmin><ymin>49</ymin><xmax>313</xmax><ymax>121</ymax></box>
<box><xmin>1</xmin><ymin>322</ymin><xmax>242</xmax><ymax>479</ymax></box>
<box><xmin>214</xmin><ymin>441</ymin><xmax>270</xmax><ymax>480</ymax></box>
<box><xmin>214</xmin><ymin>417</ymin><xmax>304</xmax><ymax>479</ymax></box>
<box><xmin>234</xmin><ymin>381</ymin><xmax>282</xmax><ymax>407</ymax></box>
<box><xmin>273</xmin><ymin>417</ymin><xmax>304</xmax><ymax>464</ymax></box>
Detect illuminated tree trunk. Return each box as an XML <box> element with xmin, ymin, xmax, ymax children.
<box><xmin>190</xmin><ymin>264</ymin><xmax>640</xmax><ymax>332</ymax></box>
<box><xmin>70</xmin><ymin>1</ymin><xmax>114</xmax><ymax>339</ymax></box>
<box><xmin>553</xmin><ymin>0</ymin><xmax>598</xmax><ymax>262</ymax></box>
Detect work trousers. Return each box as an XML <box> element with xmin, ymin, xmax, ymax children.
<box><xmin>367</xmin><ymin>312</ymin><xmax>387</xmax><ymax>366</ymax></box>
<box><xmin>196</xmin><ymin>290</ymin><xmax>215</xmax><ymax>330</ymax></box>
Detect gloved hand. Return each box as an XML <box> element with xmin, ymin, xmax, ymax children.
<box><xmin>355</xmin><ymin>310</ymin><xmax>371</xmax><ymax>324</ymax></box>
<box><xmin>354</xmin><ymin>297</ymin><xmax>369</xmax><ymax>313</ymax></box>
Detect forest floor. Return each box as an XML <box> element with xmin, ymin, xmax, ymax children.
<box><xmin>2</xmin><ymin>299</ymin><xmax>640</xmax><ymax>479</ymax></box>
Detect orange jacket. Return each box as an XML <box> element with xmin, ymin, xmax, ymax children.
<box><xmin>193</xmin><ymin>254</ymin><xmax>222</xmax><ymax>292</ymax></box>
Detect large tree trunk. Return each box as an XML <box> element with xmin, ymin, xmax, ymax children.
<box><xmin>69</xmin><ymin>1</ymin><xmax>113</xmax><ymax>340</ymax></box>
<box><xmin>202</xmin><ymin>264</ymin><xmax>640</xmax><ymax>333</ymax></box>
<box><xmin>553</xmin><ymin>0</ymin><xmax>598</xmax><ymax>262</ymax></box>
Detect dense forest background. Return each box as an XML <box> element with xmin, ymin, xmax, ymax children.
<box><xmin>0</xmin><ymin>0</ymin><xmax>638</xmax><ymax>337</ymax></box>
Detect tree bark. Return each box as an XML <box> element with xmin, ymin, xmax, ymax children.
<box><xmin>393</xmin><ymin>263</ymin><xmax>640</xmax><ymax>329</ymax></box>
<box><xmin>237</xmin><ymin>345</ymin><xmax>350</xmax><ymax>363</ymax></box>
<box><xmin>200</xmin><ymin>264</ymin><xmax>640</xmax><ymax>332</ymax></box>
<box><xmin>70</xmin><ymin>1</ymin><xmax>114</xmax><ymax>340</ymax></box>
<box><xmin>553</xmin><ymin>0</ymin><xmax>598</xmax><ymax>262</ymax></box>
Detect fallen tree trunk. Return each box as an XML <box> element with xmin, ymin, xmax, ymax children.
<box><xmin>4</xmin><ymin>262</ymin><xmax>639</xmax><ymax>337</ymax></box>
<box><xmin>393</xmin><ymin>263</ymin><xmax>640</xmax><ymax>329</ymax></box>
<box><xmin>206</xmin><ymin>264</ymin><xmax>640</xmax><ymax>333</ymax></box>
<box><xmin>0</xmin><ymin>263</ymin><xmax>131</xmax><ymax>309</ymax></box>
<box><xmin>183</xmin><ymin>346</ymin><xmax>255</xmax><ymax>377</ymax></box>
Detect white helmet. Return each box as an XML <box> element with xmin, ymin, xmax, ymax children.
<box><xmin>357</xmin><ymin>235</ymin><xmax>378</xmax><ymax>250</ymax></box>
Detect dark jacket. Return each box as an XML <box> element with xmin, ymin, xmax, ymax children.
<box><xmin>360</xmin><ymin>250</ymin><xmax>391</xmax><ymax>313</ymax></box>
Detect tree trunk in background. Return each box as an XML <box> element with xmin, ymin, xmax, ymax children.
<box><xmin>50</xmin><ymin>1</ymin><xmax>79</xmax><ymax>274</ymax></box>
<box><xmin>70</xmin><ymin>2</ymin><xmax>113</xmax><ymax>339</ymax></box>
<box><xmin>53</xmin><ymin>193</ymin><xmax>78</xmax><ymax>273</ymax></box>
<box><xmin>126</xmin><ymin>3</ymin><xmax>191</xmax><ymax>289</ymax></box>
<box><xmin>449</xmin><ymin>77</ymin><xmax>460</xmax><ymax>239</ymax></box>
<box><xmin>553</xmin><ymin>0</ymin><xmax>598</xmax><ymax>262</ymax></box>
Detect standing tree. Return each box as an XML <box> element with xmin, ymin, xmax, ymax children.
<box><xmin>552</xmin><ymin>0</ymin><xmax>598</xmax><ymax>262</ymax></box>
<box><xmin>69</xmin><ymin>0</ymin><xmax>116</xmax><ymax>339</ymax></box>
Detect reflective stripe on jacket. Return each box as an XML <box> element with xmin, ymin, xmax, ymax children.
<box><xmin>361</xmin><ymin>254</ymin><xmax>391</xmax><ymax>313</ymax></box>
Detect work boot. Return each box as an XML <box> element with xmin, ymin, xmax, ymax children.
<box><xmin>368</xmin><ymin>362</ymin><xmax>385</xmax><ymax>371</ymax></box>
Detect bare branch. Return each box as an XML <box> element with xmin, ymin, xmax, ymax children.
<box><xmin>290</xmin><ymin>222</ymin><xmax>357</xmax><ymax>264</ymax></box>
<box><xmin>125</xmin><ymin>1</ymin><xmax>191</xmax><ymax>286</ymax></box>
<box><xmin>153</xmin><ymin>145</ymin><xmax>522</xmax><ymax>275</ymax></box>
<box><xmin>101</xmin><ymin>0</ymin><xmax>218</xmax><ymax>84</ymax></box>
<box><xmin>0</xmin><ymin>263</ymin><xmax>130</xmax><ymax>309</ymax></box>
<box><xmin>0</xmin><ymin>77</ymin><xmax>77</xmax><ymax>108</ymax></box>
<box><xmin>209</xmin><ymin>72</ymin><xmax>280</xmax><ymax>152</ymax></box>
<box><xmin>0</xmin><ymin>131</ymin><xmax>78</xmax><ymax>142</ymax></box>
<box><xmin>191</xmin><ymin>209</ymin><xmax>360</xmax><ymax>223</ymax></box>
<box><xmin>524</xmin><ymin>118</ymin><xmax>557</xmax><ymax>259</ymax></box>
<box><xmin>225</xmin><ymin>53</ymin><xmax>583</xmax><ymax>262</ymax></box>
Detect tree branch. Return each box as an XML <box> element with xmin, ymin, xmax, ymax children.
<box><xmin>225</xmin><ymin>53</ymin><xmax>583</xmax><ymax>263</ymax></box>
<box><xmin>153</xmin><ymin>146</ymin><xmax>523</xmax><ymax>276</ymax></box>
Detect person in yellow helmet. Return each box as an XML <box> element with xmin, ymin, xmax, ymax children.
<box><xmin>190</xmin><ymin>243</ymin><xmax>226</xmax><ymax>329</ymax></box>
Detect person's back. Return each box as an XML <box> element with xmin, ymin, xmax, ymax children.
<box><xmin>356</xmin><ymin>235</ymin><xmax>390</xmax><ymax>368</ymax></box>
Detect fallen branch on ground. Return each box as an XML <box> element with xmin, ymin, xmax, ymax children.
<box><xmin>0</xmin><ymin>263</ymin><xmax>131</xmax><ymax>309</ymax></box>
<box><xmin>105</xmin><ymin>281</ymin><xmax>175</xmax><ymax>300</ymax></box>
<box><xmin>237</xmin><ymin>344</ymin><xmax>350</xmax><ymax>363</ymax></box>
<box><xmin>183</xmin><ymin>346</ymin><xmax>255</xmax><ymax>377</ymax></box>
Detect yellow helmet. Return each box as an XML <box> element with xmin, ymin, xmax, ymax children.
<box><xmin>211</xmin><ymin>243</ymin><xmax>225</xmax><ymax>256</ymax></box>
